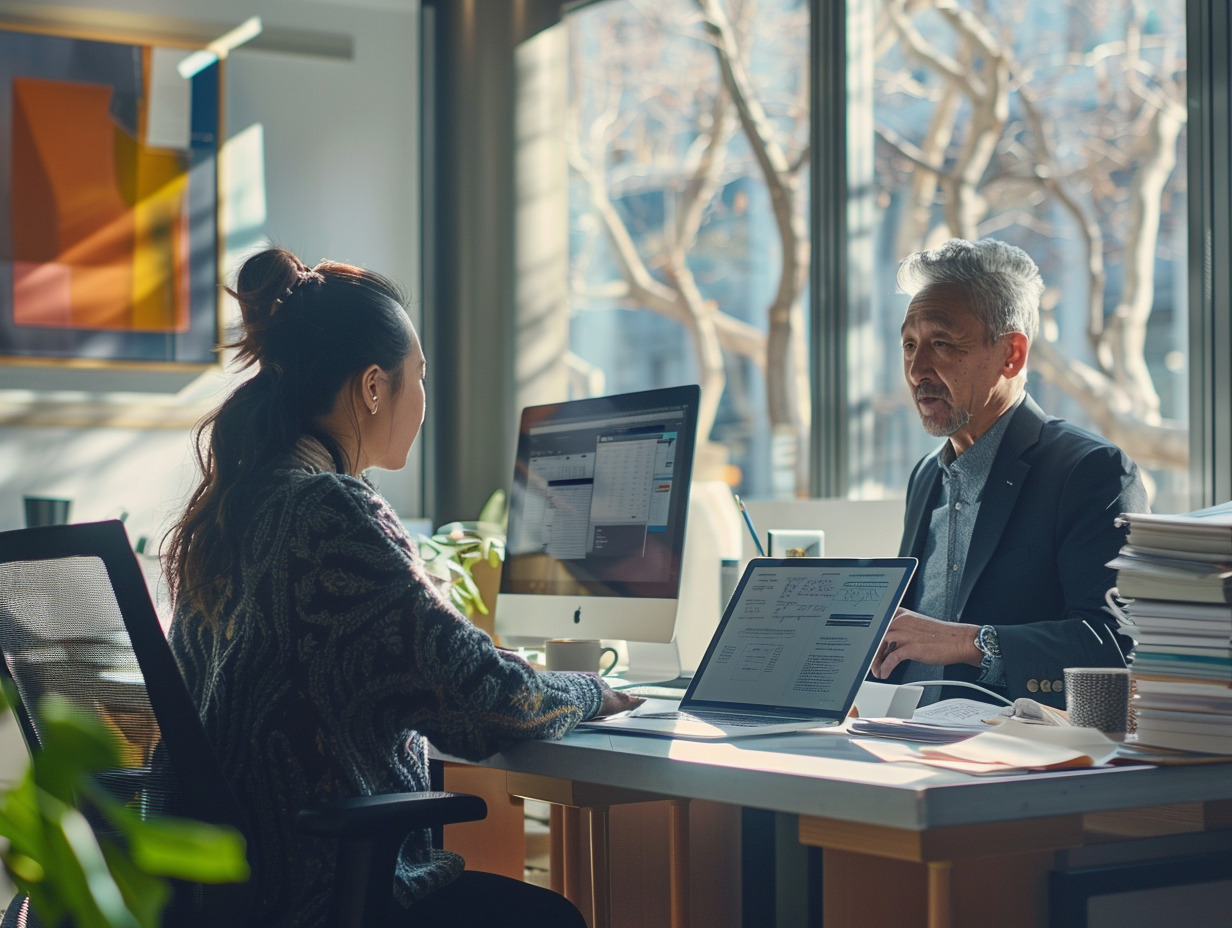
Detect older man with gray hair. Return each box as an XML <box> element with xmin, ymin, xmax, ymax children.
<box><xmin>870</xmin><ymin>238</ymin><xmax>1148</xmax><ymax>708</ymax></box>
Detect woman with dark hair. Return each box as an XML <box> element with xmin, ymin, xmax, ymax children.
<box><xmin>167</xmin><ymin>247</ymin><xmax>636</xmax><ymax>928</ymax></box>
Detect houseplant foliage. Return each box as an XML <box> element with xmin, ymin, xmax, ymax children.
<box><xmin>416</xmin><ymin>490</ymin><xmax>507</xmax><ymax>618</ymax></box>
<box><xmin>0</xmin><ymin>683</ymin><xmax>248</xmax><ymax>928</ymax></box>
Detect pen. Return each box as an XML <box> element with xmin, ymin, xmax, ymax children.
<box><xmin>733</xmin><ymin>494</ymin><xmax>765</xmax><ymax>556</ymax></box>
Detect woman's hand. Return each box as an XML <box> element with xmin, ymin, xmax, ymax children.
<box><xmin>870</xmin><ymin>608</ymin><xmax>982</xmax><ymax>679</ymax></box>
<box><xmin>594</xmin><ymin>678</ymin><xmax>644</xmax><ymax>717</ymax></box>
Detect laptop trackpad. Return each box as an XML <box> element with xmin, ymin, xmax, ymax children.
<box><xmin>627</xmin><ymin>697</ymin><xmax>682</xmax><ymax>717</ymax></box>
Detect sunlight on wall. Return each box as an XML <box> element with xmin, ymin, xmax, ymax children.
<box><xmin>221</xmin><ymin>121</ymin><xmax>268</xmax><ymax>267</ymax></box>
<box><xmin>0</xmin><ymin>425</ymin><xmax>200</xmax><ymax>543</ymax></box>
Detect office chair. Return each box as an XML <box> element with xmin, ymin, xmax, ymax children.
<box><xmin>0</xmin><ymin>520</ymin><xmax>486</xmax><ymax>928</ymax></box>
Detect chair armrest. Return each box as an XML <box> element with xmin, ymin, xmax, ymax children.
<box><xmin>296</xmin><ymin>791</ymin><xmax>487</xmax><ymax>839</ymax></box>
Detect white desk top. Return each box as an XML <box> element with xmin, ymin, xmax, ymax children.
<box><xmin>461</xmin><ymin>726</ymin><xmax>1232</xmax><ymax>831</ymax></box>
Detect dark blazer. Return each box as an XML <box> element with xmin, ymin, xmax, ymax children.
<box><xmin>895</xmin><ymin>394</ymin><xmax>1148</xmax><ymax>708</ymax></box>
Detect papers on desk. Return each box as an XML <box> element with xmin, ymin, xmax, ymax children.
<box><xmin>853</xmin><ymin>720</ymin><xmax>1121</xmax><ymax>774</ymax></box>
<box><xmin>849</xmin><ymin>701</ymin><xmax>995</xmax><ymax>743</ymax></box>
<box><xmin>847</xmin><ymin>719</ymin><xmax>980</xmax><ymax>744</ymax></box>
<box><xmin>847</xmin><ymin>699</ymin><xmax>1117</xmax><ymax>773</ymax></box>
<box><xmin>848</xmin><ymin>697</ymin><xmax>1066</xmax><ymax>744</ymax></box>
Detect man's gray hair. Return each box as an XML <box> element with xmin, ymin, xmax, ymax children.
<box><xmin>897</xmin><ymin>238</ymin><xmax>1042</xmax><ymax>343</ymax></box>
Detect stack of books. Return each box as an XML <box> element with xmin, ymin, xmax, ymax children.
<box><xmin>1108</xmin><ymin>501</ymin><xmax>1232</xmax><ymax>754</ymax></box>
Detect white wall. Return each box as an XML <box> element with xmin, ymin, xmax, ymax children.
<box><xmin>0</xmin><ymin>0</ymin><xmax>424</xmax><ymax>532</ymax></box>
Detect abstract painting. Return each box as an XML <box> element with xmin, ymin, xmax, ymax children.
<box><xmin>0</xmin><ymin>27</ymin><xmax>220</xmax><ymax>367</ymax></box>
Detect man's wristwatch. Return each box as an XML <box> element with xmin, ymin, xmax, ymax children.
<box><xmin>974</xmin><ymin>624</ymin><xmax>1002</xmax><ymax>671</ymax></box>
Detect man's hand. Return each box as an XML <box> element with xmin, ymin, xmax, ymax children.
<box><xmin>594</xmin><ymin>678</ymin><xmax>645</xmax><ymax>717</ymax></box>
<box><xmin>870</xmin><ymin>608</ymin><xmax>983</xmax><ymax>679</ymax></box>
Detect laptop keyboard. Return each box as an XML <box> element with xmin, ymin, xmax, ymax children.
<box><xmin>637</xmin><ymin>710</ymin><xmax>802</xmax><ymax>728</ymax></box>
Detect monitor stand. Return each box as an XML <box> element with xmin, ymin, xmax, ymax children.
<box><xmin>620</xmin><ymin>640</ymin><xmax>688</xmax><ymax>686</ymax></box>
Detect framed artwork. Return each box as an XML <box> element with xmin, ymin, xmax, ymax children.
<box><xmin>0</xmin><ymin>25</ymin><xmax>221</xmax><ymax>368</ymax></box>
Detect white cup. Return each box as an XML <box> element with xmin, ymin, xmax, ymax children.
<box><xmin>544</xmin><ymin>638</ymin><xmax>619</xmax><ymax>675</ymax></box>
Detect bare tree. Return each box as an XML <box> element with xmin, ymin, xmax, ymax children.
<box><xmin>875</xmin><ymin>0</ymin><xmax>1187</xmax><ymax>470</ymax></box>
<box><xmin>567</xmin><ymin>0</ymin><xmax>811</xmax><ymax>489</ymax></box>
<box><xmin>566</xmin><ymin>0</ymin><xmax>1186</xmax><ymax>499</ymax></box>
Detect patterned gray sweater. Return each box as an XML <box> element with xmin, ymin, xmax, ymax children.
<box><xmin>169</xmin><ymin>437</ymin><xmax>603</xmax><ymax>928</ymax></box>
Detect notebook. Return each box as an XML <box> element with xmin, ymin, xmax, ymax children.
<box><xmin>578</xmin><ymin>556</ymin><xmax>917</xmax><ymax>740</ymax></box>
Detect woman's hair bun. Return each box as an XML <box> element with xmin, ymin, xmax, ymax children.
<box><xmin>227</xmin><ymin>247</ymin><xmax>319</xmax><ymax>369</ymax></box>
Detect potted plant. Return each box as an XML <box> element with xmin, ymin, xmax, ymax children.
<box><xmin>415</xmin><ymin>491</ymin><xmax>507</xmax><ymax>636</ymax></box>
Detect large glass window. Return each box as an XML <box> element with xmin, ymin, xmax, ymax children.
<box><xmin>566</xmin><ymin>0</ymin><xmax>812</xmax><ymax>497</ymax></box>
<box><xmin>565</xmin><ymin>0</ymin><xmax>1188</xmax><ymax>511</ymax></box>
<box><xmin>863</xmin><ymin>0</ymin><xmax>1188</xmax><ymax>511</ymax></box>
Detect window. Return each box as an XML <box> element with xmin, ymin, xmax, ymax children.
<box><xmin>859</xmin><ymin>0</ymin><xmax>1188</xmax><ymax>510</ymax></box>
<box><xmin>566</xmin><ymin>0</ymin><xmax>812</xmax><ymax>497</ymax></box>
<box><xmin>564</xmin><ymin>0</ymin><xmax>1190</xmax><ymax>511</ymax></box>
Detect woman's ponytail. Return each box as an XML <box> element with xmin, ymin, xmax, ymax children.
<box><xmin>167</xmin><ymin>246</ymin><xmax>411</xmax><ymax>624</ymax></box>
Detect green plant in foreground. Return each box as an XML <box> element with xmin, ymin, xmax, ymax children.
<box><xmin>0</xmin><ymin>683</ymin><xmax>249</xmax><ymax>928</ymax></box>
<box><xmin>417</xmin><ymin>490</ymin><xmax>507</xmax><ymax>618</ymax></box>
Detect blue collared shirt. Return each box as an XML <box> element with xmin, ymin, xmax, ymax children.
<box><xmin>903</xmin><ymin>395</ymin><xmax>1026</xmax><ymax>692</ymax></box>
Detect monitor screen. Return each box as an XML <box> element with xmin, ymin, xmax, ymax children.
<box><xmin>495</xmin><ymin>385</ymin><xmax>700</xmax><ymax>646</ymax></box>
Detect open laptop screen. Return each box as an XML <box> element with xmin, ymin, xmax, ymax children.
<box><xmin>681</xmin><ymin>558</ymin><xmax>916</xmax><ymax>716</ymax></box>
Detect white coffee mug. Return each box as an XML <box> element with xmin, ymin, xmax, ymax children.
<box><xmin>544</xmin><ymin>638</ymin><xmax>619</xmax><ymax>676</ymax></box>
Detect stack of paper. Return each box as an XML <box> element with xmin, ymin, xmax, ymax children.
<box><xmin>1110</xmin><ymin>502</ymin><xmax>1232</xmax><ymax>754</ymax></box>
<box><xmin>853</xmin><ymin>720</ymin><xmax>1121</xmax><ymax>774</ymax></box>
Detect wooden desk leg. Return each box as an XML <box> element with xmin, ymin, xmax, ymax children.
<box><xmin>588</xmin><ymin>806</ymin><xmax>612</xmax><ymax>928</ymax></box>
<box><xmin>561</xmin><ymin>806</ymin><xmax>585</xmax><ymax>914</ymax></box>
<box><xmin>669</xmin><ymin>799</ymin><xmax>691</xmax><ymax>928</ymax></box>
<box><xmin>550</xmin><ymin>804</ymin><xmax>566</xmax><ymax>896</ymax></box>
<box><xmin>926</xmin><ymin>861</ymin><xmax>952</xmax><ymax>928</ymax></box>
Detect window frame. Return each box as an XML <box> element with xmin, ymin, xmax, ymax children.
<box><xmin>1186</xmin><ymin>0</ymin><xmax>1232</xmax><ymax>507</ymax></box>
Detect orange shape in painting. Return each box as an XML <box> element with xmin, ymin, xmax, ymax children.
<box><xmin>11</xmin><ymin>76</ymin><xmax>189</xmax><ymax>333</ymax></box>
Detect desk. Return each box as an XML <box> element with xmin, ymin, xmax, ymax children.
<box><xmin>443</xmin><ymin>728</ymin><xmax>1232</xmax><ymax>928</ymax></box>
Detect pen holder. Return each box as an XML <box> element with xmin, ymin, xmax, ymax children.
<box><xmin>767</xmin><ymin>529</ymin><xmax>824</xmax><ymax>558</ymax></box>
<box><xmin>24</xmin><ymin>495</ymin><xmax>72</xmax><ymax>528</ymax></box>
<box><xmin>1064</xmin><ymin>667</ymin><xmax>1131</xmax><ymax>736</ymax></box>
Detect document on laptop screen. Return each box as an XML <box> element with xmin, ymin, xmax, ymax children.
<box><xmin>688</xmin><ymin>562</ymin><xmax>912</xmax><ymax>712</ymax></box>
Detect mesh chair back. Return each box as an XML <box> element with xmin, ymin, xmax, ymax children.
<box><xmin>0</xmin><ymin>520</ymin><xmax>250</xmax><ymax>925</ymax></box>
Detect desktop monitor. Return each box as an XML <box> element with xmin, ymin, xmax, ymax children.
<box><xmin>495</xmin><ymin>384</ymin><xmax>700</xmax><ymax>649</ymax></box>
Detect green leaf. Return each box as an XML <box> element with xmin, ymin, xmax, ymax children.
<box><xmin>0</xmin><ymin>774</ymin><xmax>43</xmax><ymax>845</ymax></box>
<box><xmin>415</xmin><ymin>535</ymin><xmax>444</xmax><ymax>556</ymax></box>
<box><xmin>111</xmin><ymin>812</ymin><xmax>250</xmax><ymax>884</ymax></box>
<box><xmin>99</xmin><ymin>841</ymin><xmax>169</xmax><ymax>928</ymax></box>
<box><xmin>454</xmin><ymin>570</ymin><xmax>482</xmax><ymax>601</ymax></box>
<box><xmin>480</xmin><ymin>535</ymin><xmax>505</xmax><ymax>567</ymax></box>
<box><xmin>477</xmin><ymin>488</ymin><xmax>508</xmax><ymax>526</ymax></box>
<box><xmin>42</xmin><ymin>802</ymin><xmax>142</xmax><ymax>928</ymax></box>
<box><xmin>29</xmin><ymin>698</ymin><xmax>122</xmax><ymax>801</ymax></box>
<box><xmin>4</xmin><ymin>852</ymin><xmax>45</xmax><ymax>883</ymax></box>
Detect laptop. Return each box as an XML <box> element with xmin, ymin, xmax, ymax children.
<box><xmin>578</xmin><ymin>556</ymin><xmax>917</xmax><ymax>740</ymax></box>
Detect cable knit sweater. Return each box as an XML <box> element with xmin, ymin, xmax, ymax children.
<box><xmin>169</xmin><ymin>437</ymin><xmax>603</xmax><ymax>928</ymax></box>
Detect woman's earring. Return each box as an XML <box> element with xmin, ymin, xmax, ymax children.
<box><xmin>370</xmin><ymin>394</ymin><xmax>379</xmax><ymax>415</ymax></box>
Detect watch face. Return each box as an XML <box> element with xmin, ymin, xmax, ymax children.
<box><xmin>977</xmin><ymin>625</ymin><xmax>999</xmax><ymax>658</ymax></box>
